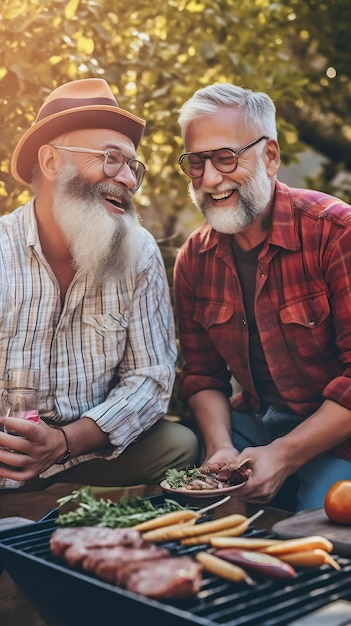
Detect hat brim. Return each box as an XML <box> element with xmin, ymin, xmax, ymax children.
<box><xmin>11</xmin><ymin>105</ymin><xmax>146</xmax><ymax>185</ymax></box>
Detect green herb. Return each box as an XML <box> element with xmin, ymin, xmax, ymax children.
<box><xmin>165</xmin><ymin>467</ymin><xmax>204</xmax><ymax>489</ymax></box>
<box><xmin>55</xmin><ymin>486</ymin><xmax>188</xmax><ymax>528</ymax></box>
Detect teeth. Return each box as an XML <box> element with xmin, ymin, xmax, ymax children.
<box><xmin>106</xmin><ymin>195</ymin><xmax>122</xmax><ymax>206</ymax></box>
<box><xmin>211</xmin><ymin>190</ymin><xmax>234</xmax><ymax>201</ymax></box>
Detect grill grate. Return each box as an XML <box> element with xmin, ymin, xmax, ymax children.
<box><xmin>1</xmin><ymin>516</ymin><xmax>351</xmax><ymax>626</ymax></box>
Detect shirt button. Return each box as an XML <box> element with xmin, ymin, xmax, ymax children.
<box><xmin>308</xmin><ymin>320</ymin><xmax>316</xmax><ymax>326</ymax></box>
<box><xmin>260</xmin><ymin>272</ymin><xmax>265</xmax><ymax>278</ymax></box>
<box><xmin>242</xmin><ymin>319</ymin><xmax>247</xmax><ymax>325</ymax></box>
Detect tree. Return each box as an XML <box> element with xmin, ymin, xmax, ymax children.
<box><xmin>274</xmin><ymin>0</ymin><xmax>351</xmax><ymax>199</ymax></box>
<box><xmin>1</xmin><ymin>0</ymin><xmax>350</xmax><ymax>234</ymax></box>
<box><xmin>1</xmin><ymin>0</ymin><xmax>350</xmax><ymax>418</ymax></box>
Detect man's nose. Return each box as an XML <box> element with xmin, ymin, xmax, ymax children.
<box><xmin>112</xmin><ymin>162</ymin><xmax>136</xmax><ymax>190</ymax></box>
<box><xmin>201</xmin><ymin>158</ymin><xmax>224</xmax><ymax>186</ymax></box>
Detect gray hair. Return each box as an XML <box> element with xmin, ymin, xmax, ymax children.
<box><xmin>178</xmin><ymin>83</ymin><xmax>277</xmax><ymax>140</ymax></box>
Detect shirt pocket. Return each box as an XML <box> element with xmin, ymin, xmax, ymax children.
<box><xmin>279</xmin><ymin>292</ymin><xmax>332</xmax><ymax>357</ymax></box>
<box><xmin>193</xmin><ymin>300</ymin><xmax>234</xmax><ymax>330</ymax></box>
<box><xmin>193</xmin><ymin>300</ymin><xmax>235</xmax><ymax>356</ymax></box>
<box><xmin>82</xmin><ymin>313</ymin><xmax>129</xmax><ymax>370</ymax></box>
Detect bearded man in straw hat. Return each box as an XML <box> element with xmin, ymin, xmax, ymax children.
<box><xmin>0</xmin><ymin>78</ymin><xmax>199</xmax><ymax>493</ymax></box>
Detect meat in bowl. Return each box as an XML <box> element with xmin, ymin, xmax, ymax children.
<box><xmin>164</xmin><ymin>458</ymin><xmax>252</xmax><ymax>491</ymax></box>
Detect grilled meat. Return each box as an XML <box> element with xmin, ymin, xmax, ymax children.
<box><xmin>119</xmin><ymin>556</ymin><xmax>203</xmax><ymax>599</ymax></box>
<box><xmin>215</xmin><ymin>461</ymin><xmax>252</xmax><ymax>484</ymax></box>
<box><xmin>51</xmin><ymin>526</ymin><xmax>147</xmax><ymax>567</ymax></box>
<box><xmin>165</xmin><ymin>459</ymin><xmax>252</xmax><ymax>491</ymax></box>
<box><xmin>83</xmin><ymin>545</ymin><xmax>170</xmax><ymax>583</ymax></box>
<box><xmin>201</xmin><ymin>458</ymin><xmax>252</xmax><ymax>486</ymax></box>
<box><xmin>50</xmin><ymin>525</ymin><xmax>203</xmax><ymax>598</ymax></box>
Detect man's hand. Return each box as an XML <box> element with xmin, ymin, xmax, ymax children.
<box><xmin>231</xmin><ymin>443</ymin><xmax>292</xmax><ymax>503</ymax></box>
<box><xmin>200</xmin><ymin>445</ymin><xmax>241</xmax><ymax>473</ymax></box>
<box><xmin>0</xmin><ymin>416</ymin><xmax>65</xmax><ymax>481</ymax></box>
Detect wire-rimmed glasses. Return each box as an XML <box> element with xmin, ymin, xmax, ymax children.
<box><xmin>52</xmin><ymin>145</ymin><xmax>146</xmax><ymax>191</ymax></box>
<box><xmin>178</xmin><ymin>136</ymin><xmax>269</xmax><ymax>179</ymax></box>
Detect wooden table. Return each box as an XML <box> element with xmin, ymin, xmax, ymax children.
<box><xmin>0</xmin><ymin>484</ymin><xmax>292</xmax><ymax>626</ymax></box>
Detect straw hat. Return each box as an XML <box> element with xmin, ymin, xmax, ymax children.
<box><xmin>11</xmin><ymin>78</ymin><xmax>146</xmax><ymax>186</ymax></box>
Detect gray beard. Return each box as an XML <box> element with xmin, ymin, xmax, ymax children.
<box><xmin>52</xmin><ymin>166</ymin><xmax>143</xmax><ymax>282</ymax></box>
<box><xmin>189</xmin><ymin>158</ymin><xmax>272</xmax><ymax>234</ymax></box>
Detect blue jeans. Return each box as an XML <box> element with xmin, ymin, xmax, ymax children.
<box><xmin>231</xmin><ymin>405</ymin><xmax>351</xmax><ymax>511</ymax></box>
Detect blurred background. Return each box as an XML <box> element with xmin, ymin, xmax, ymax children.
<box><xmin>1</xmin><ymin>0</ymin><xmax>350</xmax><ymax>416</ymax></box>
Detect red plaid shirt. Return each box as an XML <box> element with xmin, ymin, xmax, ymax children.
<box><xmin>174</xmin><ymin>180</ymin><xmax>351</xmax><ymax>458</ymax></box>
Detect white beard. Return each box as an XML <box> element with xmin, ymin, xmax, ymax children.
<box><xmin>189</xmin><ymin>158</ymin><xmax>273</xmax><ymax>234</ymax></box>
<box><xmin>52</xmin><ymin>164</ymin><xmax>143</xmax><ymax>282</ymax></box>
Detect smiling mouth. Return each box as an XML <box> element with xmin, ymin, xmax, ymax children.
<box><xmin>211</xmin><ymin>189</ymin><xmax>237</xmax><ymax>201</ymax></box>
<box><xmin>104</xmin><ymin>195</ymin><xmax>124</xmax><ymax>212</ymax></box>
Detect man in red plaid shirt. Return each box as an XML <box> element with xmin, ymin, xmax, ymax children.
<box><xmin>174</xmin><ymin>82</ymin><xmax>351</xmax><ymax>511</ymax></box>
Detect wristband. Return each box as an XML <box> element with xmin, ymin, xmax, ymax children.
<box><xmin>54</xmin><ymin>427</ymin><xmax>71</xmax><ymax>464</ymax></box>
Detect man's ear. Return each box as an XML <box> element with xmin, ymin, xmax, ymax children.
<box><xmin>265</xmin><ymin>139</ymin><xmax>280</xmax><ymax>177</ymax></box>
<box><xmin>37</xmin><ymin>144</ymin><xmax>60</xmax><ymax>182</ymax></box>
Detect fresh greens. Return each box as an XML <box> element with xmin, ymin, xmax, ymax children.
<box><xmin>165</xmin><ymin>467</ymin><xmax>205</xmax><ymax>489</ymax></box>
<box><xmin>55</xmin><ymin>486</ymin><xmax>188</xmax><ymax>528</ymax></box>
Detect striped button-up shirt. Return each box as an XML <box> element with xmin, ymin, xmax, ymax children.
<box><xmin>174</xmin><ymin>180</ymin><xmax>351</xmax><ymax>460</ymax></box>
<box><xmin>0</xmin><ymin>199</ymin><xmax>177</xmax><ymax>487</ymax></box>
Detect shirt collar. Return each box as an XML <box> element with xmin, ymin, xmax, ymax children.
<box><xmin>267</xmin><ymin>180</ymin><xmax>300</xmax><ymax>251</ymax></box>
<box><xmin>24</xmin><ymin>197</ymin><xmax>41</xmax><ymax>250</ymax></box>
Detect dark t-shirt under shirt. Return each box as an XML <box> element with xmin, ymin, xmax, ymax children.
<box><xmin>232</xmin><ymin>240</ymin><xmax>283</xmax><ymax>405</ymax></box>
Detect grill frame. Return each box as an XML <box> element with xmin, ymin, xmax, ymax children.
<box><xmin>1</xmin><ymin>499</ymin><xmax>351</xmax><ymax>626</ymax></box>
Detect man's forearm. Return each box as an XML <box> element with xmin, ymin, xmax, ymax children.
<box><xmin>62</xmin><ymin>416</ymin><xmax>111</xmax><ymax>458</ymax></box>
<box><xmin>271</xmin><ymin>399</ymin><xmax>351</xmax><ymax>470</ymax></box>
<box><xmin>188</xmin><ymin>389</ymin><xmax>234</xmax><ymax>457</ymax></box>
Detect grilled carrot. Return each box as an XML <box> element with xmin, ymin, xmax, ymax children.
<box><xmin>134</xmin><ymin>510</ymin><xmax>200</xmax><ymax>532</ymax></box>
<box><xmin>144</xmin><ymin>512</ymin><xmax>248</xmax><ymax>543</ymax></box>
<box><xmin>181</xmin><ymin>510</ymin><xmax>264</xmax><ymax>546</ymax></box>
<box><xmin>210</xmin><ymin>537</ymin><xmax>281</xmax><ymax>550</ymax></box>
<box><xmin>142</xmin><ymin>520</ymin><xmax>198</xmax><ymax>542</ymax></box>
<box><xmin>196</xmin><ymin>551</ymin><xmax>255</xmax><ymax>585</ymax></box>
<box><xmin>262</xmin><ymin>535</ymin><xmax>334</xmax><ymax>555</ymax></box>
<box><xmin>278</xmin><ymin>549</ymin><xmax>341</xmax><ymax>570</ymax></box>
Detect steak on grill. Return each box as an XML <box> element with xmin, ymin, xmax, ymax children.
<box><xmin>51</xmin><ymin>526</ymin><xmax>147</xmax><ymax>567</ymax></box>
<box><xmin>117</xmin><ymin>556</ymin><xmax>203</xmax><ymax>599</ymax></box>
<box><xmin>83</xmin><ymin>545</ymin><xmax>170</xmax><ymax>583</ymax></box>
<box><xmin>50</xmin><ymin>526</ymin><xmax>203</xmax><ymax>599</ymax></box>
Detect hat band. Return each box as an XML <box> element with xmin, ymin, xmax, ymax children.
<box><xmin>36</xmin><ymin>96</ymin><xmax>119</xmax><ymax>123</ymax></box>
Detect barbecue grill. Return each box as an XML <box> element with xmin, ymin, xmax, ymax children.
<box><xmin>1</xmin><ymin>497</ymin><xmax>351</xmax><ymax>626</ymax></box>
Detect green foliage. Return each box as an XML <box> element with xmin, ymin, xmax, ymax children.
<box><xmin>2</xmin><ymin>0</ymin><xmax>350</xmax><ymax>419</ymax></box>
<box><xmin>1</xmin><ymin>0</ymin><xmax>350</xmax><ymax>229</ymax></box>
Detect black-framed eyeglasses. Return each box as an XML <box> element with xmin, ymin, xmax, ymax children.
<box><xmin>51</xmin><ymin>145</ymin><xmax>146</xmax><ymax>191</ymax></box>
<box><xmin>178</xmin><ymin>136</ymin><xmax>269</xmax><ymax>179</ymax></box>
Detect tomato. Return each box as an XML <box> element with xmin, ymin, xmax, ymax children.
<box><xmin>324</xmin><ymin>480</ymin><xmax>351</xmax><ymax>525</ymax></box>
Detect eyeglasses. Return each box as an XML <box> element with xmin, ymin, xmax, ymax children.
<box><xmin>51</xmin><ymin>145</ymin><xmax>146</xmax><ymax>191</ymax></box>
<box><xmin>178</xmin><ymin>136</ymin><xmax>269</xmax><ymax>179</ymax></box>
